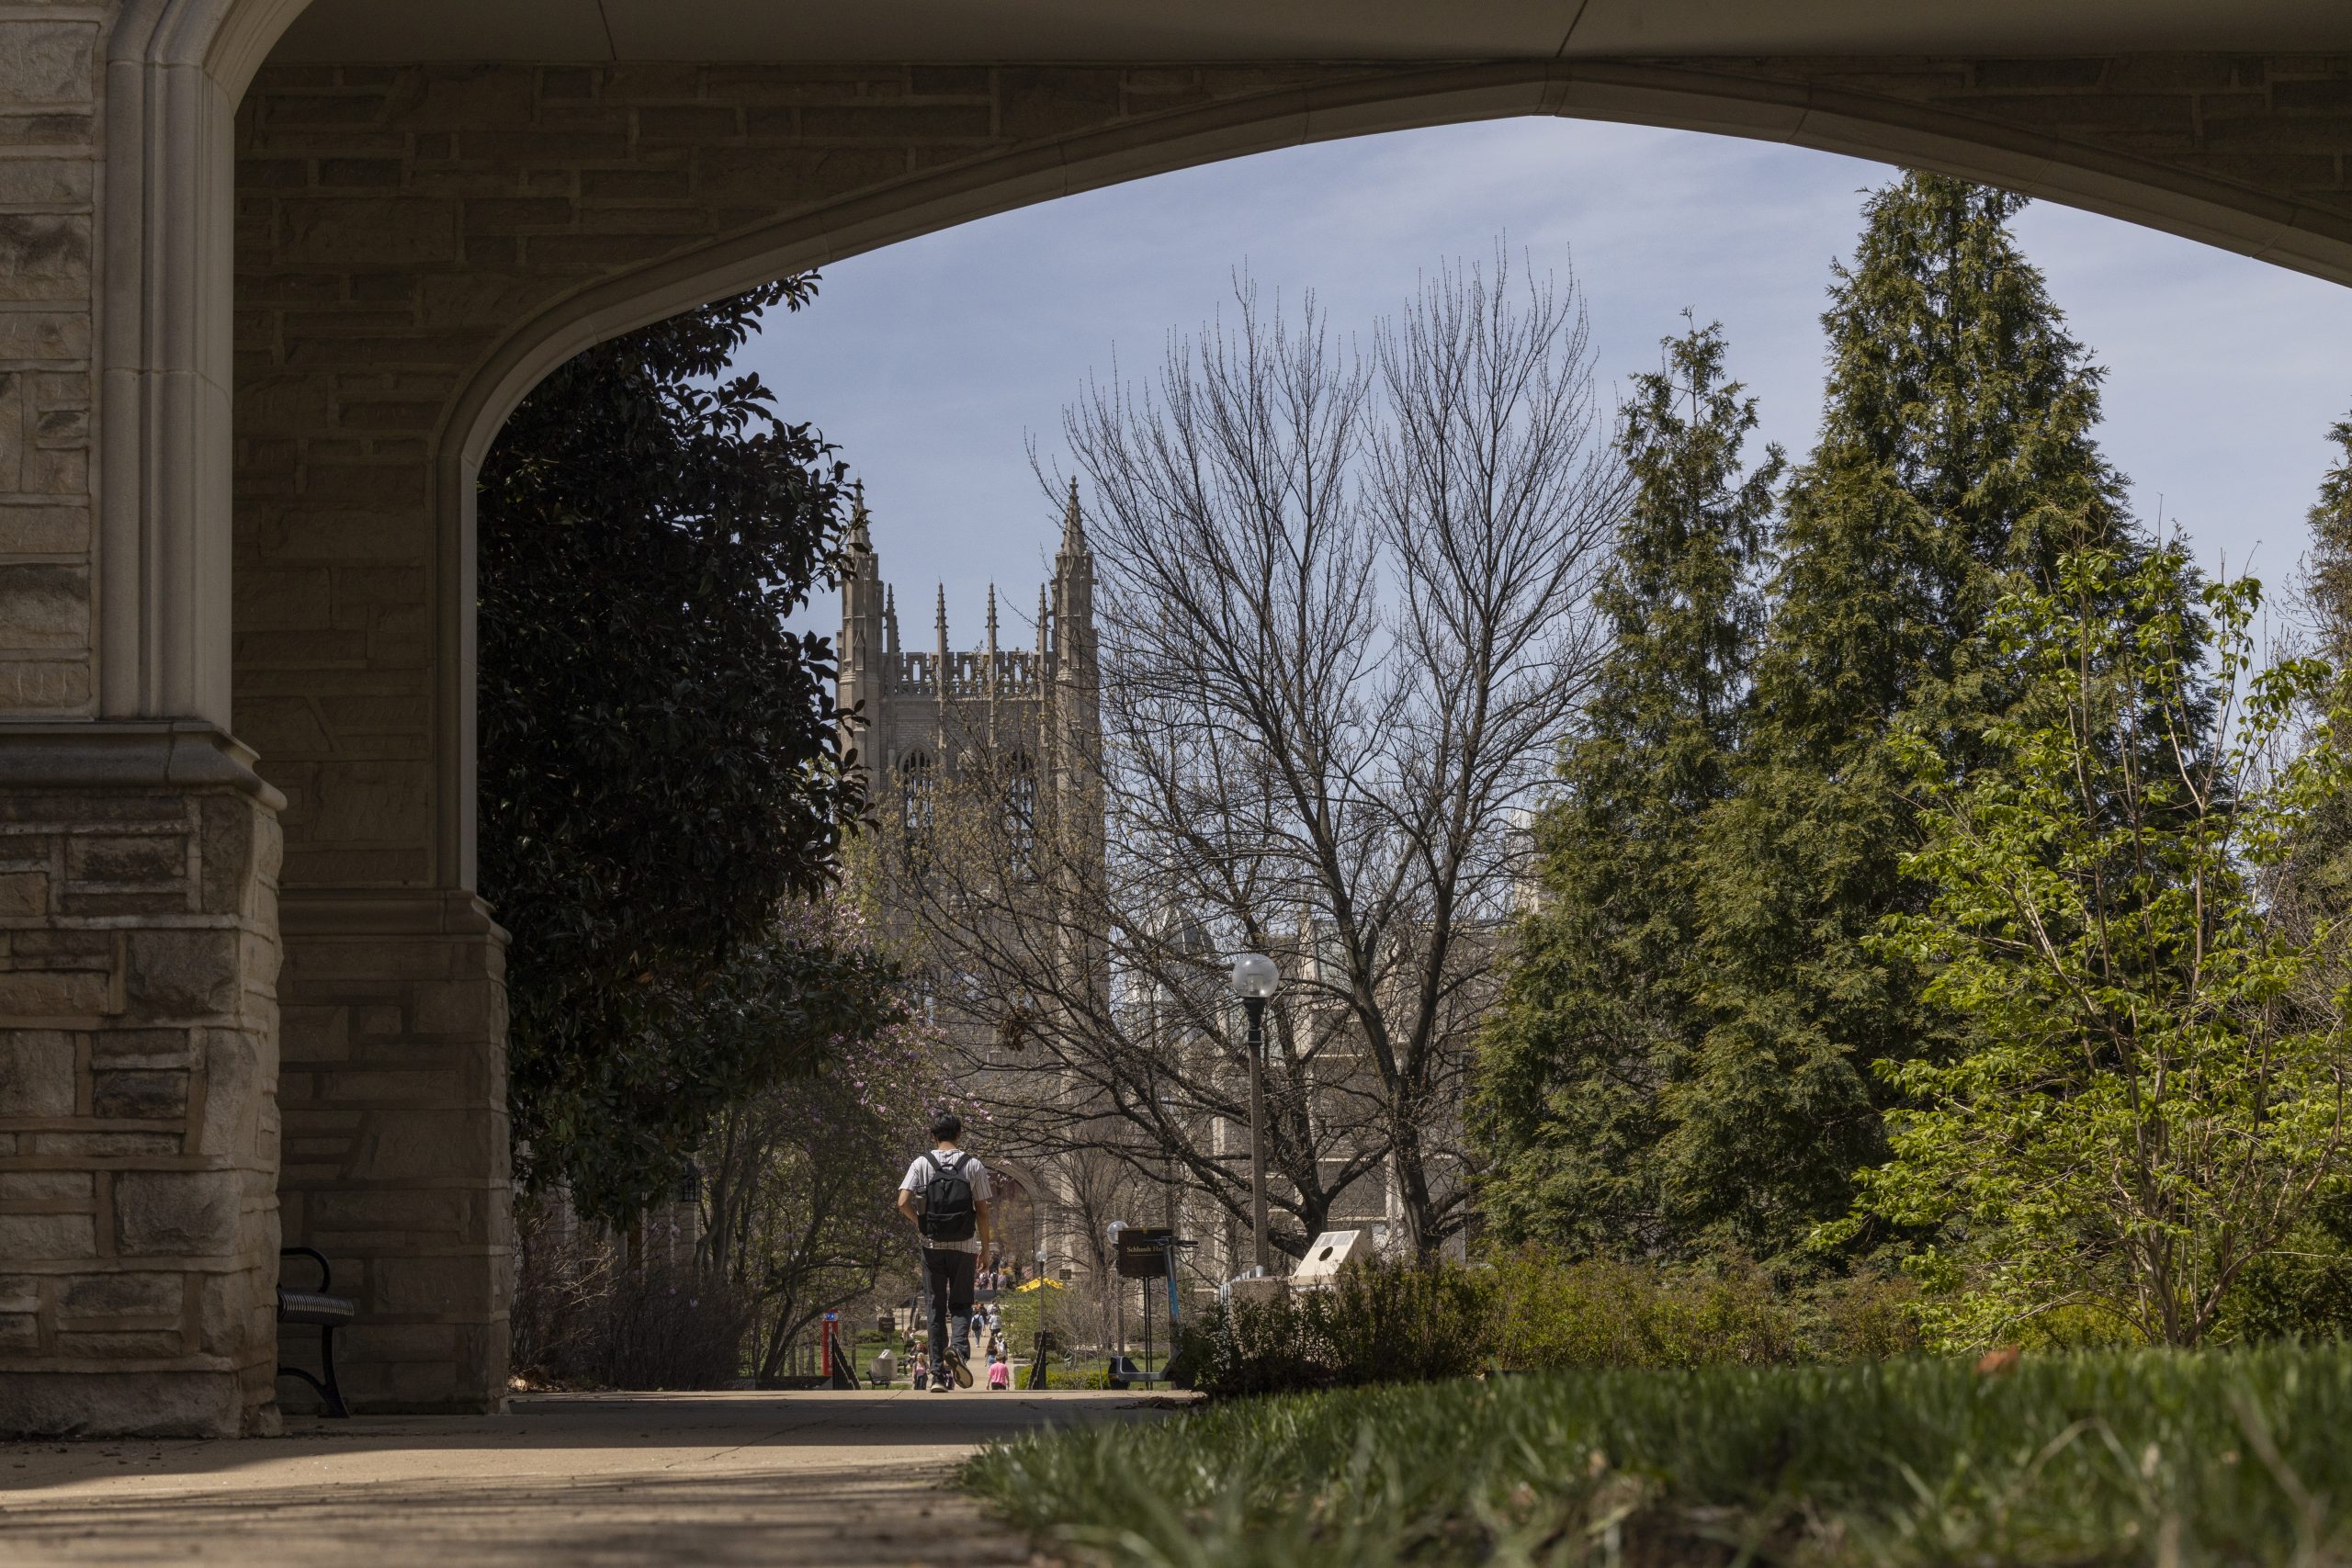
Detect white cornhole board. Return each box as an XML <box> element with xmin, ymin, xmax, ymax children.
<box><xmin>1293</xmin><ymin>1229</ymin><xmax>1368</xmax><ymax>1285</ymax></box>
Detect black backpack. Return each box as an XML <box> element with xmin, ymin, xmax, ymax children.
<box><xmin>920</xmin><ymin>1151</ymin><xmax>977</xmax><ymax>1243</ymax></box>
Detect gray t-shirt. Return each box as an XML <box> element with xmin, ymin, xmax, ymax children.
<box><xmin>900</xmin><ymin>1148</ymin><xmax>992</xmax><ymax>1254</ymax></box>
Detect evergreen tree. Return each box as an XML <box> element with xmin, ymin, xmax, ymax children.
<box><xmin>1477</xmin><ymin>321</ymin><xmax>1781</xmax><ymax>1252</ymax></box>
<box><xmin>1668</xmin><ymin>174</ymin><xmax>2138</xmax><ymax>1262</ymax></box>
<box><xmin>2302</xmin><ymin>414</ymin><xmax>2352</xmax><ymax>664</ymax></box>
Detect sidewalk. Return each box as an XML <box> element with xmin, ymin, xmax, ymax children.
<box><xmin>0</xmin><ymin>1389</ymin><xmax>1170</xmax><ymax>1567</ymax></box>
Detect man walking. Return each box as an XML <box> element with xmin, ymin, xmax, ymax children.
<box><xmin>898</xmin><ymin>1112</ymin><xmax>993</xmax><ymax>1393</ymax></box>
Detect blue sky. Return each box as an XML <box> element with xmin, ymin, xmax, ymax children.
<box><xmin>744</xmin><ymin>117</ymin><xmax>2352</xmax><ymax>649</ymax></box>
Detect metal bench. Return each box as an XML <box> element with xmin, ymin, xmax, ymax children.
<box><xmin>275</xmin><ymin>1246</ymin><xmax>354</xmax><ymax>1418</ymax></box>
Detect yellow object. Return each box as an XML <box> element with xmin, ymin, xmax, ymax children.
<box><xmin>1012</xmin><ymin>1277</ymin><xmax>1066</xmax><ymax>1292</ymax></box>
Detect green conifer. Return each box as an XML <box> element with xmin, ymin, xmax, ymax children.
<box><xmin>1477</xmin><ymin>320</ymin><xmax>1782</xmax><ymax>1252</ymax></box>
<box><xmin>1669</xmin><ymin>174</ymin><xmax>2136</xmax><ymax>1261</ymax></box>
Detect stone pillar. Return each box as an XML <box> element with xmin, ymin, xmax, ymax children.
<box><xmin>0</xmin><ymin>728</ymin><xmax>283</xmax><ymax>1438</ymax></box>
<box><xmin>276</xmin><ymin>892</ymin><xmax>508</xmax><ymax>1412</ymax></box>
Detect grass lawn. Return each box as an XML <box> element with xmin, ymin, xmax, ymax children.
<box><xmin>963</xmin><ymin>1345</ymin><xmax>2352</xmax><ymax>1566</ymax></box>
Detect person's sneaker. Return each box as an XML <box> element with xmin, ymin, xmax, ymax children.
<box><xmin>948</xmin><ymin>1348</ymin><xmax>974</xmax><ymax>1388</ymax></box>
<box><xmin>930</xmin><ymin>1378</ymin><xmax>952</xmax><ymax>1393</ymax></box>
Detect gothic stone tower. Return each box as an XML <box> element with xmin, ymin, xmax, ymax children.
<box><xmin>836</xmin><ymin>486</ymin><xmax>1104</xmax><ymax>1279</ymax></box>
<box><xmin>837</xmin><ymin>482</ymin><xmax>1098</xmax><ymax>851</ymax></box>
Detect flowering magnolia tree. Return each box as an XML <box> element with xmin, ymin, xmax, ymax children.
<box><xmin>1855</xmin><ymin>546</ymin><xmax>2352</xmax><ymax>1348</ymax></box>
<box><xmin>696</xmin><ymin>901</ymin><xmax>962</xmax><ymax>1380</ymax></box>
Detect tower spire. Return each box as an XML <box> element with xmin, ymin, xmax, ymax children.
<box><xmin>1059</xmin><ymin>476</ymin><xmax>1085</xmax><ymax>556</ymax></box>
<box><xmin>934</xmin><ymin>584</ymin><xmax>949</xmax><ymax>698</ymax></box>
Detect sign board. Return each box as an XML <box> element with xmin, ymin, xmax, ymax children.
<box><xmin>1114</xmin><ymin>1224</ymin><xmax>1176</xmax><ymax>1280</ymax></box>
<box><xmin>1293</xmin><ymin>1229</ymin><xmax>1369</xmax><ymax>1284</ymax></box>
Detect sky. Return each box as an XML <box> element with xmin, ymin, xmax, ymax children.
<box><xmin>744</xmin><ymin>117</ymin><xmax>2352</xmax><ymax>649</ymax></box>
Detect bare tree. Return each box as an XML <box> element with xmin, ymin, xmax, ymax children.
<box><xmin>889</xmin><ymin>254</ymin><xmax>1625</xmax><ymax>1260</ymax></box>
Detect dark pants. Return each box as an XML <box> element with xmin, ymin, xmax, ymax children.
<box><xmin>923</xmin><ymin>1247</ymin><xmax>976</xmax><ymax>1373</ymax></box>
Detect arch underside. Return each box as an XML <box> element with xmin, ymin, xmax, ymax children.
<box><xmin>447</xmin><ymin>56</ymin><xmax>2352</xmax><ymax>471</ymax></box>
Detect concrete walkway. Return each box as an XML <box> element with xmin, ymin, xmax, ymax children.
<box><xmin>0</xmin><ymin>1390</ymin><xmax>1172</xmax><ymax>1566</ymax></box>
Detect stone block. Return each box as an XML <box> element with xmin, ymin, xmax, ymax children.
<box><xmin>580</xmin><ymin>167</ymin><xmax>691</xmax><ymax>201</ymax></box>
<box><xmin>13</xmin><ymin>930</ymin><xmax>111</xmax><ymax>964</ymax></box>
<box><xmin>114</xmin><ymin>1170</ymin><xmax>241</xmax><ymax>1258</ymax></box>
<box><xmin>0</xmin><ymin>158</ymin><xmax>90</xmax><ymax>205</ymax></box>
<box><xmin>126</xmin><ymin>931</ymin><xmax>241</xmax><ymax>1016</ymax></box>
<box><xmin>690</xmin><ymin>143</ymin><xmax>905</xmax><ymax>206</ymax></box>
<box><xmin>368</xmin><ymin>1254</ymin><xmax>492</xmax><ymax>1316</ymax></box>
<box><xmin>67</xmin><ymin>834</ymin><xmax>184</xmax><ymax>886</ymax></box>
<box><xmin>91</xmin><ymin>1068</ymin><xmax>187</xmax><ymax>1120</ymax></box>
<box><xmin>311</xmin><ymin>1189</ymin><xmax>467</xmax><ymax>1232</ymax></box>
<box><xmin>0</xmin><ymin>1031</ymin><xmax>84</xmax><ymax>1114</ymax></box>
<box><xmin>0</xmin><ymin>565</ymin><xmax>90</xmax><ymax>653</ymax></box>
<box><xmin>798</xmin><ymin>103</ymin><xmax>995</xmax><ymax>141</ymax></box>
<box><xmin>60</xmin><ymin>1271</ymin><xmax>181</xmax><ymax>1318</ymax></box>
<box><xmin>0</xmin><ymin>1370</ymin><xmax>251</xmax><ymax>1438</ymax></box>
<box><xmin>0</xmin><ymin>1213</ymin><xmax>95</xmax><ymax>1258</ymax></box>
<box><xmin>88</xmin><ymin>1028</ymin><xmax>191</xmax><ymax>1067</ymax></box>
<box><xmin>279</xmin><ymin>198</ymin><xmax>456</xmax><ymax>265</ymax></box>
<box><xmin>0</xmin><ymin>1314</ymin><xmax>35</xmax><ymax>1352</ymax></box>
<box><xmin>0</xmin><ymin>870</ymin><xmax>51</xmax><ymax>915</ymax></box>
<box><xmin>0</xmin><ymin>1169</ymin><xmax>90</xmax><ymax>1201</ymax></box>
<box><xmin>196</xmin><ymin>1270</ymin><xmax>271</xmax><ymax>1357</ymax></box>
<box><xmin>2275</xmin><ymin>77</ymin><xmax>2352</xmax><ymax>112</ymax></box>
<box><xmin>636</xmin><ymin>105</ymin><xmax>740</xmax><ymax>142</ymax></box>
<box><xmin>199</xmin><ymin>795</ymin><xmax>275</xmax><ymax>914</ymax></box>
<box><xmin>0</xmin><ymin>215</ymin><xmax>90</xmax><ymax>302</ymax></box>
<box><xmin>910</xmin><ymin>66</ymin><xmax>991</xmax><ymax>96</ymax></box>
<box><xmin>54</xmin><ymin>1329</ymin><xmax>187</xmax><ymax>1359</ymax></box>
<box><xmin>411</xmin><ymin>980</ymin><xmax>497</xmax><ymax>1037</ymax></box>
<box><xmin>347</xmin><ymin>1108</ymin><xmax>494</xmax><ymax>1180</ymax></box>
<box><xmin>0</xmin><ymin>21</ymin><xmax>96</xmax><ymax>104</ymax></box>
<box><xmin>0</xmin><ymin>657</ymin><xmax>92</xmax><ymax>711</ymax></box>
<box><xmin>0</xmin><ymin>968</ymin><xmax>109</xmax><ymax>1020</ymax></box>
<box><xmin>196</xmin><ymin>1029</ymin><xmax>273</xmax><ymax>1157</ymax></box>
<box><xmin>0</xmin><ymin>504</ymin><xmax>88</xmax><ymax>556</ymax></box>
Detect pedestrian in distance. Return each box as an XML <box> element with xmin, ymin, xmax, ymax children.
<box><xmin>989</xmin><ymin>1353</ymin><xmax>1011</xmax><ymax>1391</ymax></box>
<box><xmin>897</xmin><ymin>1111</ymin><xmax>994</xmax><ymax>1393</ymax></box>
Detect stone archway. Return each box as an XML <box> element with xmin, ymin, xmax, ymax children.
<box><xmin>7</xmin><ymin>0</ymin><xmax>2352</xmax><ymax>1436</ymax></box>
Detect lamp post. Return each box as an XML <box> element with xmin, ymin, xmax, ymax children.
<box><xmin>1228</xmin><ymin>953</ymin><xmax>1280</xmax><ymax>1274</ymax></box>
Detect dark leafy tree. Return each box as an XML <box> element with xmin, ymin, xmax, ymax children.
<box><xmin>1674</xmin><ymin>175</ymin><xmax>2143</xmax><ymax>1262</ymax></box>
<box><xmin>1477</xmin><ymin>320</ymin><xmax>1781</xmax><ymax>1253</ymax></box>
<box><xmin>478</xmin><ymin>276</ymin><xmax>870</xmax><ymax>1221</ymax></box>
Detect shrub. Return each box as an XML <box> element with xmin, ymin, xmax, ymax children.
<box><xmin>1181</xmin><ymin>1252</ymin><xmax>1923</xmax><ymax>1399</ymax></box>
<box><xmin>510</xmin><ymin>1191</ymin><xmax>751</xmax><ymax>1390</ymax></box>
<box><xmin>1489</xmin><ymin>1250</ymin><xmax>1797</xmax><ymax>1370</ymax></box>
<box><xmin>1186</xmin><ymin>1259</ymin><xmax>1495</xmax><ymax>1398</ymax></box>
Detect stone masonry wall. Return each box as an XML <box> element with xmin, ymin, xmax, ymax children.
<box><xmin>0</xmin><ymin>12</ymin><xmax>103</xmax><ymax>717</ymax></box>
<box><xmin>276</xmin><ymin>893</ymin><xmax>506</xmax><ymax>1413</ymax></box>
<box><xmin>0</xmin><ymin>751</ymin><xmax>284</xmax><ymax>1437</ymax></box>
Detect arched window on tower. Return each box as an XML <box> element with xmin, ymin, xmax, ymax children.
<box><xmin>1003</xmin><ymin>752</ymin><xmax>1037</xmax><ymax>879</ymax></box>
<box><xmin>898</xmin><ymin>750</ymin><xmax>935</xmax><ymax>842</ymax></box>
